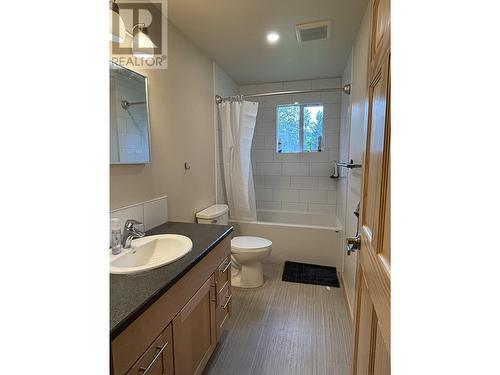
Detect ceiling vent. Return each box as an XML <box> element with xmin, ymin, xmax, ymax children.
<box><xmin>295</xmin><ymin>20</ymin><xmax>331</xmax><ymax>42</ymax></box>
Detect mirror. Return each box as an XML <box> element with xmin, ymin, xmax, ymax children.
<box><xmin>110</xmin><ymin>62</ymin><xmax>151</xmax><ymax>164</ymax></box>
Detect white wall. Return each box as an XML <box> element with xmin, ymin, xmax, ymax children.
<box><xmin>240</xmin><ymin>79</ymin><xmax>342</xmax><ymax>215</ymax></box>
<box><xmin>340</xmin><ymin>4</ymin><xmax>371</xmax><ymax>318</ymax></box>
<box><xmin>213</xmin><ymin>63</ymin><xmax>239</xmax><ymax>205</ymax></box>
<box><xmin>110</xmin><ymin>22</ymin><xmax>216</xmax><ymax>223</ymax></box>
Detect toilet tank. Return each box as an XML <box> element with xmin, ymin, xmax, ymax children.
<box><xmin>196</xmin><ymin>204</ymin><xmax>229</xmax><ymax>225</ymax></box>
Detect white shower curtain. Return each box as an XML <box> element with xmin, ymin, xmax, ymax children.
<box><xmin>218</xmin><ymin>100</ymin><xmax>259</xmax><ymax>221</ymax></box>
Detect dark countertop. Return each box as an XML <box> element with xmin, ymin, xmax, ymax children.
<box><xmin>110</xmin><ymin>221</ymin><xmax>233</xmax><ymax>339</ymax></box>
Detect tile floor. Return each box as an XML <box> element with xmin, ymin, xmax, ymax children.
<box><xmin>203</xmin><ymin>263</ymin><xmax>353</xmax><ymax>375</ymax></box>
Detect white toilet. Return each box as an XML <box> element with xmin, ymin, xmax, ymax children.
<box><xmin>196</xmin><ymin>204</ymin><xmax>272</xmax><ymax>288</ymax></box>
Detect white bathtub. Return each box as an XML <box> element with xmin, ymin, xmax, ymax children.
<box><xmin>229</xmin><ymin>209</ymin><xmax>343</xmax><ymax>268</ymax></box>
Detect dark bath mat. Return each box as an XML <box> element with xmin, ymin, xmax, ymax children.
<box><xmin>282</xmin><ymin>261</ymin><xmax>340</xmax><ymax>287</ymax></box>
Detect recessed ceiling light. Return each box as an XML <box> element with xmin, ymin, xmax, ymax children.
<box><xmin>266</xmin><ymin>32</ymin><xmax>280</xmax><ymax>44</ymax></box>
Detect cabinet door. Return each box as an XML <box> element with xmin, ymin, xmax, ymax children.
<box><xmin>173</xmin><ymin>275</ymin><xmax>217</xmax><ymax>375</ymax></box>
<box><xmin>126</xmin><ymin>324</ymin><xmax>173</xmax><ymax>375</ymax></box>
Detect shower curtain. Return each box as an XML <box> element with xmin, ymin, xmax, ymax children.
<box><xmin>218</xmin><ymin>100</ymin><xmax>259</xmax><ymax>221</ymax></box>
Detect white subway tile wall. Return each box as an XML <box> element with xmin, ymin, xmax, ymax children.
<box><xmin>299</xmin><ymin>190</ymin><xmax>328</xmax><ymax>204</ymax></box>
<box><xmin>282</xmin><ymin>163</ymin><xmax>309</xmax><ymax>176</ymax></box>
<box><xmin>255</xmin><ymin>188</ymin><xmax>273</xmax><ymax>201</ymax></box>
<box><xmin>143</xmin><ymin>198</ymin><xmax>168</xmax><ymax>231</ymax></box>
<box><xmin>256</xmin><ymin>163</ymin><xmax>282</xmax><ymax>176</ymax></box>
<box><xmin>109</xmin><ymin>197</ymin><xmax>168</xmax><ymax>246</ymax></box>
<box><xmin>110</xmin><ymin>204</ymin><xmax>144</xmax><ymax>229</ymax></box>
<box><xmin>244</xmin><ymin>78</ymin><xmax>341</xmax><ymax>214</ymax></box>
<box><xmin>265</xmin><ymin>176</ymin><xmax>291</xmax><ymax>188</ymax></box>
<box><xmin>273</xmin><ymin>189</ymin><xmax>299</xmax><ymax>203</ymax></box>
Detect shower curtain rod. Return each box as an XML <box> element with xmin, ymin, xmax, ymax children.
<box><xmin>215</xmin><ymin>84</ymin><xmax>351</xmax><ymax>104</ymax></box>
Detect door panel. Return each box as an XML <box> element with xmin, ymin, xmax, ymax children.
<box><xmin>352</xmin><ymin>0</ymin><xmax>390</xmax><ymax>373</ymax></box>
<box><xmin>373</xmin><ymin>325</ymin><xmax>390</xmax><ymax>375</ymax></box>
<box><xmin>380</xmin><ymin>159</ymin><xmax>391</xmax><ymax>267</ymax></box>
<box><xmin>362</xmin><ymin>65</ymin><xmax>387</xmax><ymax>246</ymax></box>
<box><xmin>353</xmin><ymin>272</ymin><xmax>373</xmax><ymax>375</ymax></box>
<box><xmin>370</xmin><ymin>0</ymin><xmax>391</xmax><ymax>64</ymax></box>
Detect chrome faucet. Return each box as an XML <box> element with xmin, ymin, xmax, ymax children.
<box><xmin>122</xmin><ymin>219</ymin><xmax>146</xmax><ymax>249</ymax></box>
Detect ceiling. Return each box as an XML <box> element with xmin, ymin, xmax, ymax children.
<box><xmin>168</xmin><ymin>0</ymin><xmax>368</xmax><ymax>84</ymax></box>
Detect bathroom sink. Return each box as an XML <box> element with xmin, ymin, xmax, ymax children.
<box><xmin>110</xmin><ymin>234</ymin><xmax>193</xmax><ymax>275</ymax></box>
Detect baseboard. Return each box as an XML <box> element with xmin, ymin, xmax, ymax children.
<box><xmin>339</xmin><ymin>272</ymin><xmax>354</xmax><ymax>327</ymax></box>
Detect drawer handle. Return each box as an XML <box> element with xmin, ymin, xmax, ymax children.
<box><xmin>211</xmin><ymin>219</ymin><xmax>218</xmax><ymax>224</ymax></box>
<box><xmin>222</xmin><ymin>294</ymin><xmax>232</xmax><ymax>310</ymax></box>
<box><xmin>138</xmin><ymin>340</ymin><xmax>169</xmax><ymax>374</ymax></box>
<box><xmin>219</xmin><ymin>261</ymin><xmax>231</xmax><ymax>274</ymax></box>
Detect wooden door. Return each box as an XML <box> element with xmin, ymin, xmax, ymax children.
<box><xmin>352</xmin><ymin>0</ymin><xmax>390</xmax><ymax>374</ymax></box>
<box><xmin>173</xmin><ymin>275</ymin><xmax>217</xmax><ymax>375</ymax></box>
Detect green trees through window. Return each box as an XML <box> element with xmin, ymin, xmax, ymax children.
<box><xmin>276</xmin><ymin>104</ymin><xmax>324</xmax><ymax>153</ymax></box>
<box><xmin>277</xmin><ymin>105</ymin><xmax>301</xmax><ymax>153</ymax></box>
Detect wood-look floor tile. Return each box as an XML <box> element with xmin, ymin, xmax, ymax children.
<box><xmin>203</xmin><ymin>263</ymin><xmax>353</xmax><ymax>375</ymax></box>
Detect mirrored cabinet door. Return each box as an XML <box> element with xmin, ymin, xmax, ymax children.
<box><xmin>110</xmin><ymin>62</ymin><xmax>151</xmax><ymax>164</ymax></box>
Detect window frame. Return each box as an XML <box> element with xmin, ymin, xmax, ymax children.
<box><xmin>275</xmin><ymin>102</ymin><xmax>325</xmax><ymax>154</ymax></box>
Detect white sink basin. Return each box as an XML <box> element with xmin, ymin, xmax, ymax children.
<box><xmin>110</xmin><ymin>234</ymin><xmax>193</xmax><ymax>275</ymax></box>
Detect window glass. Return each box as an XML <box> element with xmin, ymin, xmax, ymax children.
<box><xmin>276</xmin><ymin>104</ymin><xmax>324</xmax><ymax>153</ymax></box>
<box><xmin>303</xmin><ymin>105</ymin><xmax>324</xmax><ymax>152</ymax></box>
<box><xmin>276</xmin><ymin>105</ymin><xmax>300</xmax><ymax>153</ymax></box>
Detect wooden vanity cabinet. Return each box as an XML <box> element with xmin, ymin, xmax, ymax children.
<box><xmin>172</xmin><ymin>275</ymin><xmax>217</xmax><ymax>375</ymax></box>
<box><xmin>126</xmin><ymin>324</ymin><xmax>173</xmax><ymax>375</ymax></box>
<box><xmin>215</xmin><ymin>256</ymin><xmax>232</xmax><ymax>340</ymax></box>
<box><xmin>111</xmin><ymin>236</ymin><xmax>231</xmax><ymax>375</ymax></box>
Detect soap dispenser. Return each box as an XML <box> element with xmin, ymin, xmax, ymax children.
<box><xmin>110</xmin><ymin>218</ymin><xmax>122</xmax><ymax>255</ymax></box>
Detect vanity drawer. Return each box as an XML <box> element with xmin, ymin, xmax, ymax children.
<box><xmin>215</xmin><ymin>256</ymin><xmax>231</xmax><ymax>294</ymax></box>
<box><xmin>216</xmin><ymin>281</ymin><xmax>232</xmax><ymax>339</ymax></box>
<box><xmin>126</xmin><ymin>324</ymin><xmax>173</xmax><ymax>375</ymax></box>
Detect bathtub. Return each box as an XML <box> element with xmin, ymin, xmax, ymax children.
<box><xmin>229</xmin><ymin>209</ymin><xmax>343</xmax><ymax>268</ymax></box>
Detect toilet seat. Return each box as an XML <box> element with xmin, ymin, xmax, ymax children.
<box><xmin>231</xmin><ymin>236</ymin><xmax>272</xmax><ymax>253</ymax></box>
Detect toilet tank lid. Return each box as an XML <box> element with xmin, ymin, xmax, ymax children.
<box><xmin>196</xmin><ymin>204</ymin><xmax>229</xmax><ymax>219</ymax></box>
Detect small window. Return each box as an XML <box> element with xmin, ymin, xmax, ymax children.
<box><xmin>276</xmin><ymin>104</ymin><xmax>324</xmax><ymax>153</ymax></box>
